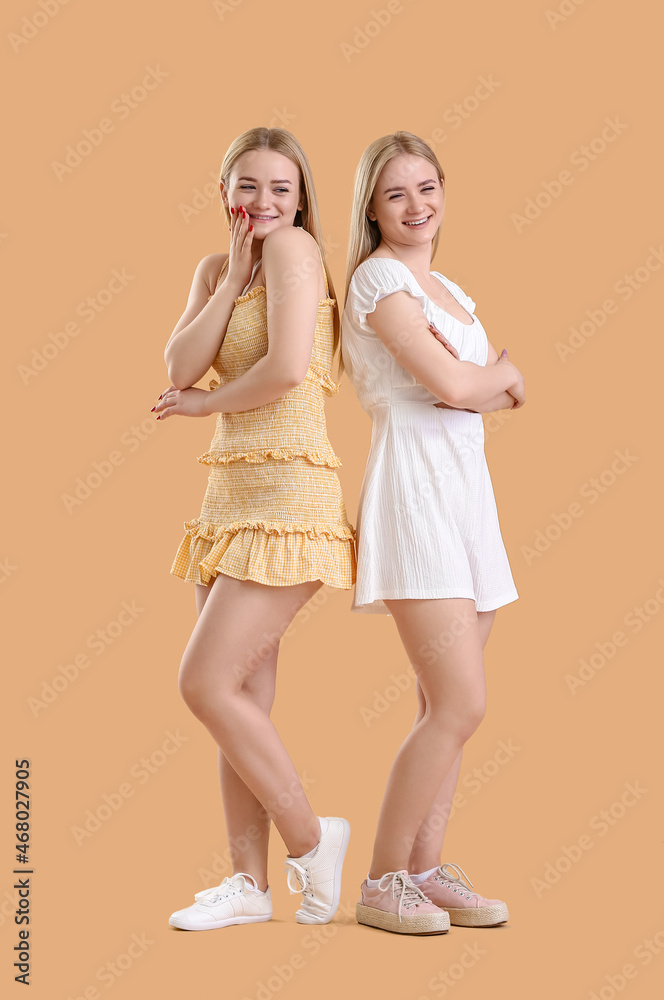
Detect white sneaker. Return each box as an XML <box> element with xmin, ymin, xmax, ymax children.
<box><xmin>283</xmin><ymin>816</ymin><xmax>351</xmax><ymax>924</ymax></box>
<box><xmin>169</xmin><ymin>872</ymin><xmax>272</xmax><ymax>930</ymax></box>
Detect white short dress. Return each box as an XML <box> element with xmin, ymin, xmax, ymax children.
<box><xmin>341</xmin><ymin>256</ymin><xmax>519</xmax><ymax>615</ymax></box>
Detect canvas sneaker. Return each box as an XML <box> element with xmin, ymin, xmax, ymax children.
<box><xmin>169</xmin><ymin>872</ymin><xmax>272</xmax><ymax>930</ymax></box>
<box><xmin>356</xmin><ymin>870</ymin><xmax>450</xmax><ymax>935</ymax></box>
<box><xmin>414</xmin><ymin>862</ymin><xmax>508</xmax><ymax>926</ymax></box>
<box><xmin>283</xmin><ymin>816</ymin><xmax>351</xmax><ymax>924</ymax></box>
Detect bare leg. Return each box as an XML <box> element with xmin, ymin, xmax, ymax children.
<box><xmin>194</xmin><ymin>582</ymin><xmax>275</xmax><ymax>891</ymax></box>
<box><xmin>408</xmin><ymin>609</ymin><xmax>497</xmax><ymax>873</ymax></box>
<box><xmin>368</xmin><ymin>598</ymin><xmax>486</xmax><ymax>880</ymax></box>
<box><xmin>179</xmin><ymin>572</ymin><xmax>323</xmax><ymax>876</ymax></box>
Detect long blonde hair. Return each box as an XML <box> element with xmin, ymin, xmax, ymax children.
<box><xmin>218</xmin><ymin>127</ymin><xmax>339</xmax><ymax>358</ymax></box>
<box><xmin>344</xmin><ymin>131</ymin><xmax>446</xmax><ymax>304</ymax></box>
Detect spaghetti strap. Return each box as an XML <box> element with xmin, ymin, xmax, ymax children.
<box><xmin>240</xmin><ymin>258</ymin><xmax>262</xmax><ymax>296</ymax></box>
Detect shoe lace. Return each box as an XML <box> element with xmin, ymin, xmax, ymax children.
<box><xmin>435</xmin><ymin>861</ymin><xmax>476</xmax><ymax>900</ymax></box>
<box><xmin>284</xmin><ymin>857</ymin><xmax>329</xmax><ymax>918</ymax></box>
<box><xmin>284</xmin><ymin>858</ymin><xmax>311</xmax><ymax>897</ymax></box>
<box><xmin>376</xmin><ymin>871</ymin><xmax>431</xmax><ymax>921</ymax></box>
<box><xmin>194</xmin><ymin>872</ymin><xmax>258</xmax><ymax>907</ymax></box>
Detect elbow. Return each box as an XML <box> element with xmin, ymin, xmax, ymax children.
<box><xmin>433</xmin><ymin>381</ymin><xmax>465</xmax><ymax>409</ymax></box>
<box><xmin>165</xmin><ymin>362</ymin><xmax>194</xmax><ymax>391</ymax></box>
<box><xmin>162</xmin><ymin>346</ymin><xmax>184</xmax><ymax>390</ymax></box>
<box><xmin>267</xmin><ymin>359</ymin><xmax>308</xmax><ymax>393</ymax></box>
<box><xmin>275</xmin><ymin>372</ymin><xmax>304</xmax><ymax>394</ymax></box>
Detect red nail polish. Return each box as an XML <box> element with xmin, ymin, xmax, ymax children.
<box><xmin>151</xmin><ymin>406</ymin><xmax>155</xmax><ymax>412</ymax></box>
<box><xmin>231</xmin><ymin>207</ymin><xmax>235</xmax><ymax>214</ymax></box>
<box><xmin>249</xmin><ymin>224</ymin><xmax>253</xmax><ymax>231</ymax></box>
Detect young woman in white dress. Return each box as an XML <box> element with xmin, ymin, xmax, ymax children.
<box><xmin>341</xmin><ymin>131</ymin><xmax>525</xmax><ymax>935</ymax></box>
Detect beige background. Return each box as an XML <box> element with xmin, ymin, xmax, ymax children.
<box><xmin>3</xmin><ymin>0</ymin><xmax>663</xmax><ymax>997</ymax></box>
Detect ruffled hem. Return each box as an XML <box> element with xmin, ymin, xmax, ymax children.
<box><xmin>182</xmin><ymin>517</ymin><xmax>355</xmax><ymax>541</ymax></box>
<box><xmin>170</xmin><ymin>517</ymin><xmax>357</xmax><ymax>588</ymax></box>
<box><xmin>196</xmin><ymin>448</ymin><xmax>342</xmax><ymax>468</ymax></box>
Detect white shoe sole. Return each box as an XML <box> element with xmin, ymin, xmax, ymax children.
<box><xmin>169</xmin><ymin>912</ymin><xmax>272</xmax><ymax>931</ymax></box>
<box><xmin>295</xmin><ymin>817</ymin><xmax>351</xmax><ymax>925</ymax></box>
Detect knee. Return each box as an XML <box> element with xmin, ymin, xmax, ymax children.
<box><xmin>177</xmin><ymin>663</ymin><xmax>207</xmax><ymax>719</ymax></box>
<box><xmin>178</xmin><ymin>656</ymin><xmax>231</xmax><ymax>722</ymax></box>
<box><xmin>456</xmin><ymin>696</ymin><xmax>486</xmax><ymax>743</ymax></box>
<box><xmin>431</xmin><ymin>692</ymin><xmax>486</xmax><ymax>744</ymax></box>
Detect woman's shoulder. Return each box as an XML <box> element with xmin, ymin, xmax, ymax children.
<box><xmin>199</xmin><ymin>251</ymin><xmax>229</xmax><ymax>270</ymax></box>
<box><xmin>263</xmin><ymin>225</ymin><xmax>319</xmax><ymax>256</ymax></box>
<box><xmin>348</xmin><ymin>255</ymin><xmax>419</xmax><ymax>298</ymax></box>
<box><xmin>351</xmin><ymin>255</ymin><xmax>413</xmax><ymax>282</ymax></box>
<box><xmin>348</xmin><ymin>255</ymin><xmax>423</xmax><ymax>303</ymax></box>
<box><xmin>197</xmin><ymin>252</ymin><xmax>229</xmax><ymax>295</ymax></box>
<box><xmin>262</xmin><ymin>227</ymin><xmax>324</xmax><ymax>280</ymax></box>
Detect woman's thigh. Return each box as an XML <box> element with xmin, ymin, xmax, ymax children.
<box><xmin>195</xmin><ymin>582</ymin><xmax>211</xmax><ymax>617</ymax></box>
<box><xmin>385</xmin><ymin>597</ymin><xmax>486</xmax><ymax>732</ymax></box>
<box><xmin>180</xmin><ymin>572</ymin><xmax>323</xmax><ymax>700</ymax></box>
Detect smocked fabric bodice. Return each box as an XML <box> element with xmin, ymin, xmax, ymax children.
<box><xmin>198</xmin><ymin>261</ymin><xmax>341</xmax><ymax>468</ymax></box>
<box><xmin>169</xmin><ymin>240</ymin><xmax>356</xmax><ymax>591</ymax></box>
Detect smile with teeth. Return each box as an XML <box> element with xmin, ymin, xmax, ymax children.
<box><xmin>248</xmin><ymin>213</ymin><xmax>277</xmax><ymax>221</ymax></box>
<box><xmin>404</xmin><ymin>215</ymin><xmax>432</xmax><ymax>226</ymax></box>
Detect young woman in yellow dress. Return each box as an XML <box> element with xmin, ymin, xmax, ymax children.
<box><xmin>152</xmin><ymin>128</ymin><xmax>355</xmax><ymax>931</ymax></box>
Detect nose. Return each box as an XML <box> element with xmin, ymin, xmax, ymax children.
<box><xmin>404</xmin><ymin>191</ymin><xmax>425</xmax><ymax>214</ymax></box>
<box><xmin>252</xmin><ymin>187</ymin><xmax>272</xmax><ymax>211</ymax></box>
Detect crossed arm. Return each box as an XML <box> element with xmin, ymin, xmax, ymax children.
<box><xmin>366</xmin><ymin>292</ymin><xmax>524</xmax><ymax>413</ymax></box>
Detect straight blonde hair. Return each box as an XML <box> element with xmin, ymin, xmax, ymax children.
<box><xmin>218</xmin><ymin>127</ymin><xmax>340</xmax><ymax>359</ymax></box>
<box><xmin>344</xmin><ymin>131</ymin><xmax>446</xmax><ymax>304</ymax></box>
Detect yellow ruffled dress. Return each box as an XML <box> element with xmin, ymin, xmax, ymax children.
<box><xmin>170</xmin><ymin>245</ymin><xmax>357</xmax><ymax>589</ymax></box>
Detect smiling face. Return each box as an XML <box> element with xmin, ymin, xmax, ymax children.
<box><xmin>367</xmin><ymin>153</ymin><xmax>445</xmax><ymax>248</ymax></box>
<box><xmin>220</xmin><ymin>148</ymin><xmax>304</xmax><ymax>236</ymax></box>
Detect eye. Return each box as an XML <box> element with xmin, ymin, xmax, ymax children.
<box><xmin>274</xmin><ymin>187</ymin><xmax>289</xmax><ymax>194</ymax></box>
<box><xmin>388</xmin><ymin>193</ymin><xmax>404</xmax><ymax>200</ymax></box>
<box><xmin>422</xmin><ymin>186</ymin><xmax>435</xmax><ymax>192</ymax></box>
<box><xmin>239</xmin><ymin>184</ymin><xmax>255</xmax><ymax>190</ymax></box>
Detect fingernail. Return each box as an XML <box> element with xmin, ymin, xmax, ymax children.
<box><xmin>231</xmin><ymin>207</ymin><xmax>235</xmax><ymax>214</ymax></box>
<box><xmin>249</xmin><ymin>224</ymin><xmax>253</xmax><ymax>231</ymax></box>
<box><xmin>158</xmin><ymin>393</ymin><xmax>163</xmax><ymax>399</ymax></box>
<box><xmin>150</xmin><ymin>406</ymin><xmax>155</xmax><ymax>412</ymax></box>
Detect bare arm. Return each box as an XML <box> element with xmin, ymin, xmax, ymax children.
<box><xmin>202</xmin><ymin>227</ymin><xmax>322</xmax><ymax>414</ymax></box>
<box><xmin>461</xmin><ymin>339</ymin><xmax>524</xmax><ymax>411</ymax></box>
<box><xmin>368</xmin><ymin>293</ymin><xmax>521</xmax><ymax>408</ymax></box>
<box><xmin>164</xmin><ymin>207</ymin><xmax>260</xmax><ymax>388</ymax></box>
<box><xmin>164</xmin><ymin>253</ymin><xmax>247</xmax><ymax>389</ymax></box>
<box><xmin>431</xmin><ymin>334</ymin><xmax>517</xmax><ymax>412</ymax></box>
